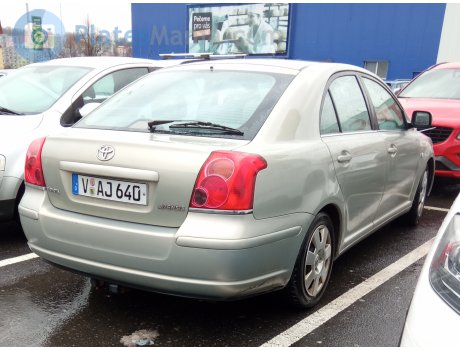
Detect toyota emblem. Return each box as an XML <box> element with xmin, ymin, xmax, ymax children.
<box><xmin>97</xmin><ymin>145</ymin><xmax>115</xmax><ymax>161</ymax></box>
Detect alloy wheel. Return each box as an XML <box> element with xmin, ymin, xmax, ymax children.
<box><xmin>304</xmin><ymin>224</ymin><xmax>332</xmax><ymax>297</ymax></box>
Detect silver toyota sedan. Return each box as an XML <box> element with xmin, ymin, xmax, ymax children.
<box><xmin>19</xmin><ymin>59</ymin><xmax>434</xmax><ymax>308</ymax></box>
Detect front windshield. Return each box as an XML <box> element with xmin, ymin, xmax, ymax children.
<box><xmin>399</xmin><ymin>69</ymin><xmax>460</xmax><ymax>99</ymax></box>
<box><xmin>0</xmin><ymin>65</ymin><xmax>92</xmax><ymax>114</ymax></box>
<box><xmin>76</xmin><ymin>69</ymin><xmax>294</xmax><ymax>140</ymax></box>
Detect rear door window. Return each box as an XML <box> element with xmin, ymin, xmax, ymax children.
<box><xmin>329</xmin><ymin>76</ymin><xmax>372</xmax><ymax>132</ymax></box>
<box><xmin>320</xmin><ymin>92</ymin><xmax>340</xmax><ymax>134</ymax></box>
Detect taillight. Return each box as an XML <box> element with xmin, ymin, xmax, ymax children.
<box><xmin>25</xmin><ymin>137</ymin><xmax>46</xmax><ymax>187</ymax></box>
<box><xmin>190</xmin><ymin>151</ymin><xmax>267</xmax><ymax>211</ymax></box>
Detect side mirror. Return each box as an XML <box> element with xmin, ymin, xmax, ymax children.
<box><xmin>411</xmin><ymin>111</ymin><xmax>432</xmax><ymax>129</ymax></box>
<box><xmin>78</xmin><ymin>102</ymin><xmax>101</xmax><ymax>119</ymax></box>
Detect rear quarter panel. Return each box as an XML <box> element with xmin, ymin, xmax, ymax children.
<box><xmin>241</xmin><ymin>65</ymin><xmax>344</xmax><ymax>220</ymax></box>
<box><xmin>252</xmin><ymin>141</ymin><xmax>341</xmax><ymax>220</ymax></box>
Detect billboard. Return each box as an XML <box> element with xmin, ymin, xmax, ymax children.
<box><xmin>188</xmin><ymin>3</ymin><xmax>290</xmax><ymax>56</ymax></box>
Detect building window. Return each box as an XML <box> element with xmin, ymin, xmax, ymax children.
<box><xmin>364</xmin><ymin>60</ymin><xmax>389</xmax><ymax>80</ymax></box>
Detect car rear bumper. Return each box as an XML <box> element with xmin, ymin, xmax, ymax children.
<box><xmin>19</xmin><ymin>187</ymin><xmax>310</xmax><ymax>300</ymax></box>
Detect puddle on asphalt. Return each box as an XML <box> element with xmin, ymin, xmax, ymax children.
<box><xmin>0</xmin><ymin>268</ymin><xmax>91</xmax><ymax>346</ymax></box>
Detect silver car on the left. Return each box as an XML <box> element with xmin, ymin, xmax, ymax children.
<box><xmin>0</xmin><ymin>57</ymin><xmax>177</xmax><ymax>221</ymax></box>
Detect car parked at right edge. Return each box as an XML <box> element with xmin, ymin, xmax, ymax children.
<box><xmin>398</xmin><ymin>62</ymin><xmax>460</xmax><ymax>179</ymax></box>
<box><xmin>400</xmin><ymin>192</ymin><xmax>460</xmax><ymax>346</ymax></box>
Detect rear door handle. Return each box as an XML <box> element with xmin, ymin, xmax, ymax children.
<box><xmin>337</xmin><ymin>153</ymin><xmax>352</xmax><ymax>163</ymax></box>
<box><xmin>388</xmin><ymin>145</ymin><xmax>398</xmax><ymax>156</ymax></box>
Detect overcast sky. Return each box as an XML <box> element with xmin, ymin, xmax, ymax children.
<box><xmin>0</xmin><ymin>0</ymin><xmax>233</xmax><ymax>33</ymax></box>
<box><xmin>0</xmin><ymin>0</ymin><xmax>134</xmax><ymax>34</ymax></box>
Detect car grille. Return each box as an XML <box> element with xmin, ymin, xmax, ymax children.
<box><xmin>424</xmin><ymin>127</ymin><xmax>453</xmax><ymax>144</ymax></box>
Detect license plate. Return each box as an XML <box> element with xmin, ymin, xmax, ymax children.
<box><xmin>72</xmin><ymin>174</ymin><xmax>147</xmax><ymax>205</ymax></box>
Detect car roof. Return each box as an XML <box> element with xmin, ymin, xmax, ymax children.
<box><xmin>24</xmin><ymin>56</ymin><xmax>177</xmax><ymax>69</ymax></box>
<box><xmin>165</xmin><ymin>58</ymin><xmax>371</xmax><ymax>74</ymax></box>
<box><xmin>433</xmin><ymin>62</ymin><xmax>460</xmax><ymax>70</ymax></box>
<box><xmin>26</xmin><ymin>57</ymin><xmax>374</xmax><ymax>75</ymax></box>
<box><xmin>179</xmin><ymin>58</ymin><xmax>316</xmax><ymax>71</ymax></box>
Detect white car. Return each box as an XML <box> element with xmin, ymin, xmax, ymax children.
<box><xmin>0</xmin><ymin>69</ymin><xmax>13</xmax><ymax>78</ymax></box>
<box><xmin>0</xmin><ymin>57</ymin><xmax>178</xmax><ymax>221</ymax></box>
<box><xmin>400</xmin><ymin>193</ymin><xmax>460</xmax><ymax>346</ymax></box>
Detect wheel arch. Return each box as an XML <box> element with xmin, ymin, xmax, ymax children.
<box><xmin>318</xmin><ymin>203</ymin><xmax>342</xmax><ymax>259</ymax></box>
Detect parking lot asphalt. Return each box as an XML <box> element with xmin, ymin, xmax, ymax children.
<box><xmin>0</xmin><ymin>179</ymin><xmax>458</xmax><ymax>347</ymax></box>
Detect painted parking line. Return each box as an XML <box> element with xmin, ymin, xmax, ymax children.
<box><xmin>424</xmin><ymin>206</ymin><xmax>450</xmax><ymax>213</ymax></box>
<box><xmin>0</xmin><ymin>253</ymin><xmax>38</xmax><ymax>268</ymax></box>
<box><xmin>262</xmin><ymin>238</ymin><xmax>435</xmax><ymax>347</ymax></box>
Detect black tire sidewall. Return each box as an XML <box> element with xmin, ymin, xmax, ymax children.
<box><xmin>291</xmin><ymin>212</ymin><xmax>335</xmax><ymax>308</ymax></box>
<box><xmin>405</xmin><ymin>168</ymin><xmax>428</xmax><ymax>226</ymax></box>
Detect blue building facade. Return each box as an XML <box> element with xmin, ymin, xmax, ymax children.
<box><xmin>131</xmin><ymin>3</ymin><xmax>446</xmax><ymax>80</ymax></box>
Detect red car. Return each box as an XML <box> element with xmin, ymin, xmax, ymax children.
<box><xmin>399</xmin><ymin>62</ymin><xmax>460</xmax><ymax>178</ymax></box>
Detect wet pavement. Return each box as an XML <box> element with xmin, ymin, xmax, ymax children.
<box><xmin>0</xmin><ymin>263</ymin><xmax>90</xmax><ymax>346</ymax></box>
<box><xmin>0</xmin><ymin>179</ymin><xmax>459</xmax><ymax>346</ymax></box>
<box><xmin>0</xmin><ymin>221</ymin><xmax>29</xmax><ymax>261</ymax></box>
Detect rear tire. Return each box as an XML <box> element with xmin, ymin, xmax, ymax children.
<box><xmin>402</xmin><ymin>167</ymin><xmax>428</xmax><ymax>226</ymax></box>
<box><xmin>286</xmin><ymin>212</ymin><xmax>335</xmax><ymax>309</ymax></box>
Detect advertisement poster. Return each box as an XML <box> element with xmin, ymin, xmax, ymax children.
<box><xmin>188</xmin><ymin>3</ymin><xmax>289</xmax><ymax>55</ymax></box>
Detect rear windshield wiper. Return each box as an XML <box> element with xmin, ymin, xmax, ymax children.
<box><xmin>0</xmin><ymin>106</ymin><xmax>24</xmax><ymax>115</ymax></box>
<box><xmin>147</xmin><ymin>120</ymin><xmax>177</xmax><ymax>132</ymax></box>
<box><xmin>170</xmin><ymin>121</ymin><xmax>244</xmax><ymax>136</ymax></box>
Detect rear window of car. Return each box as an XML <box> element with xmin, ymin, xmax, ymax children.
<box><xmin>399</xmin><ymin>68</ymin><xmax>460</xmax><ymax>99</ymax></box>
<box><xmin>75</xmin><ymin>69</ymin><xmax>294</xmax><ymax>140</ymax></box>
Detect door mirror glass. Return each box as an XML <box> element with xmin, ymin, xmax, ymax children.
<box><xmin>411</xmin><ymin>111</ymin><xmax>432</xmax><ymax>129</ymax></box>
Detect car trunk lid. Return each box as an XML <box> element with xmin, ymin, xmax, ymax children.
<box><xmin>42</xmin><ymin>128</ymin><xmax>249</xmax><ymax>227</ymax></box>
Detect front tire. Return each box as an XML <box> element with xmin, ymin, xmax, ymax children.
<box><xmin>402</xmin><ymin>167</ymin><xmax>428</xmax><ymax>226</ymax></box>
<box><xmin>286</xmin><ymin>212</ymin><xmax>335</xmax><ymax>308</ymax></box>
